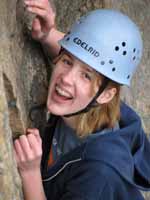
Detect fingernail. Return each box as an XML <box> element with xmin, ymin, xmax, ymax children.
<box><xmin>25</xmin><ymin>1</ymin><xmax>30</xmax><ymax>5</ymax></box>
<box><xmin>27</xmin><ymin>7</ymin><xmax>32</xmax><ymax>11</ymax></box>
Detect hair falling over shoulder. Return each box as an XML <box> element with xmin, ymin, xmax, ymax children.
<box><xmin>75</xmin><ymin>80</ymin><xmax>121</xmax><ymax>138</ymax></box>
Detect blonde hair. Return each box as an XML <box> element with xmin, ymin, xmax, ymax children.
<box><xmin>75</xmin><ymin>78</ymin><xmax>121</xmax><ymax>138</ymax></box>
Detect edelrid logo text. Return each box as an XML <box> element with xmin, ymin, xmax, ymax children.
<box><xmin>73</xmin><ymin>37</ymin><xmax>100</xmax><ymax>57</ymax></box>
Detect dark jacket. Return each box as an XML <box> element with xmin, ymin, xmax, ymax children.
<box><xmin>41</xmin><ymin>102</ymin><xmax>150</xmax><ymax>200</ymax></box>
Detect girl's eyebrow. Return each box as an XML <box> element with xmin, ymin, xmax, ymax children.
<box><xmin>64</xmin><ymin>52</ymin><xmax>74</xmax><ymax>60</ymax></box>
<box><xmin>64</xmin><ymin>52</ymin><xmax>94</xmax><ymax>73</ymax></box>
<box><xmin>82</xmin><ymin>64</ymin><xmax>94</xmax><ymax>73</ymax></box>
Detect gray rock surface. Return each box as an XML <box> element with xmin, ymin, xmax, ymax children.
<box><xmin>0</xmin><ymin>0</ymin><xmax>48</xmax><ymax>199</ymax></box>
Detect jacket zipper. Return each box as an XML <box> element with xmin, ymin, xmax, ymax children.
<box><xmin>42</xmin><ymin>158</ymin><xmax>82</xmax><ymax>182</ymax></box>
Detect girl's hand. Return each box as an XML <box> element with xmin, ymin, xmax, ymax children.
<box><xmin>24</xmin><ymin>0</ymin><xmax>56</xmax><ymax>43</ymax></box>
<box><xmin>14</xmin><ymin>128</ymin><xmax>42</xmax><ymax>176</ymax></box>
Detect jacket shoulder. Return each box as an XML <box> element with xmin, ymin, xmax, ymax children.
<box><xmin>67</xmin><ymin>160</ymin><xmax>144</xmax><ymax>200</ymax></box>
<box><xmin>97</xmin><ymin>162</ymin><xmax>144</xmax><ymax>200</ymax></box>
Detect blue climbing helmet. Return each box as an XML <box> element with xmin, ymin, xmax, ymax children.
<box><xmin>59</xmin><ymin>9</ymin><xmax>143</xmax><ymax>86</ymax></box>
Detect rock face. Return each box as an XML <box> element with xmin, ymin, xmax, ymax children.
<box><xmin>0</xmin><ymin>0</ymin><xmax>149</xmax><ymax>199</ymax></box>
<box><xmin>0</xmin><ymin>0</ymin><xmax>48</xmax><ymax>199</ymax></box>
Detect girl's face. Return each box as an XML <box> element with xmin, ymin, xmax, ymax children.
<box><xmin>47</xmin><ymin>52</ymin><xmax>101</xmax><ymax>116</ymax></box>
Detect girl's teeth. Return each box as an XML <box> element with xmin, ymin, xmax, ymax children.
<box><xmin>56</xmin><ymin>86</ymin><xmax>72</xmax><ymax>98</ymax></box>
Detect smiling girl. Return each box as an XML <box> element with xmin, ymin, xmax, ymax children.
<box><xmin>14</xmin><ymin>2</ymin><xmax>150</xmax><ymax>200</ymax></box>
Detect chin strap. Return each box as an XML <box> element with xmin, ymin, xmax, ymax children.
<box><xmin>63</xmin><ymin>78</ymin><xmax>109</xmax><ymax>117</ymax></box>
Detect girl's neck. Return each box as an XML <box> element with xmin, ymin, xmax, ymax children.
<box><xmin>62</xmin><ymin>115</ymin><xmax>77</xmax><ymax>130</ymax></box>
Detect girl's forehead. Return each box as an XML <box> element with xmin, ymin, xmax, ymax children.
<box><xmin>63</xmin><ymin>51</ymin><xmax>96</xmax><ymax>73</ymax></box>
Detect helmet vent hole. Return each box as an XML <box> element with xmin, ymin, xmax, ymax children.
<box><xmin>112</xmin><ymin>67</ymin><xmax>116</xmax><ymax>72</ymax></box>
<box><xmin>133</xmin><ymin>56</ymin><xmax>136</xmax><ymax>60</ymax></box>
<box><xmin>127</xmin><ymin>75</ymin><xmax>130</xmax><ymax>79</ymax></box>
<box><xmin>133</xmin><ymin>48</ymin><xmax>136</xmax><ymax>53</ymax></box>
<box><xmin>109</xmin><ymin>60</ymin><xmax>114</xmax><ymax>64</ymax></box>
<box><xmin>115</xmin><ymin>46</ymin><xmax>119</xmax><ymax>51</ymax></box>
<box><xmin>122</xmin><ymin>42</ymin><xmax>126</xmax><ymax>47</ymax></box>
<box><xmin>100</xmin><ymin>61</ymin><xmax>105</xmax><ymax>65</ymax></box>
<box><xmin>123</xmin><ymin>51</ymin><xmax>127</xmax><ymax>55</ymax></box>
<box><xmin>66</xmin><ymin>37</ymin><xmax>70</xmax><ymax>41</ymax></box>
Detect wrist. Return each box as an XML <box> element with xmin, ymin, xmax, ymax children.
<box><xmin>40</xmin><ymin>25</ymin><xmax>56</xmax><ymax>44</ymax></box>
<box><xmin>20</xmin><ymin>168</ymin><xmax>46</xmax><ymax>200</ymax></box>
<box><xmin>19</xmin><ymin>168</ymin><xmax>41</xmax><ymax>180</ymax></box>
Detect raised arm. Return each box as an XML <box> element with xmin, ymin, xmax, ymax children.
<box><xmin>24</xmin><ymin>0</ymin><xmax>65</xmax><ymax>58</ymax></box>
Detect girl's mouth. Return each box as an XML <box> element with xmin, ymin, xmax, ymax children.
<box><xmin>55</xmin><ymin>85</ymin><xmax>73</xmax><ymax>100</ymax></box>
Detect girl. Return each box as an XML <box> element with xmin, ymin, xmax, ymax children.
<box><xmin>14</xmin><ymin>2</ymin><xmax>150</xmax><ymax>200</ymax></box>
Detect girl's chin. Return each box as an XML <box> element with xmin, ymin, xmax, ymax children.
<box><xmin>47</xmin><ymin>104</ymin><xmax>69</xmax><ymax>116</ymax></box>
<box><xmin>47</xmin><ymin>104</ymin><xmax>79</xmax><ymax>116</ymax></box>
<box><xmin>48</xmin><ymin>93</ymin><xmax>73</xmax><ymax>106</ymax></box>
<box><xmin>47</xmin><ymin>96</ymin><xmax>73</xmax><ymax>114</ymax></box>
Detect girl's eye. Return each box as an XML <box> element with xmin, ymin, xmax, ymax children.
<box><xmin>62</xmin><ymin>58</ymin><xmax>72</xmax><ymax>66</ymax></box>
<box><xmin>82</xmin><ymin>72</ymin><xmax>92</xmax><ymax>81</ymax></box>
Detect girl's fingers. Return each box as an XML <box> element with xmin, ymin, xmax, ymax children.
<box><xmin>24</xmin><ymin>0</ymin><xmax>46</xmax><ymax>10</ymax></box>
<box><xmin>19</xmin><ymin>135</ymin><xmax>33</xmax><ymax>159</ymax></box>
<box><xmin>32</xmin><ymin>18</ymin><xmax>41</xmax><ymax>32</ymax></box>
<box><xmin>27</xmin><ymin>134</ymin><xmax>42</xmax><ymax>157</ymax></box>
<box><xmin>27</xmin><ymin>128</ymin><xmax>39</xmax><ymax>136</ymax></box>
<box><xmin>27</xmin><ymin>128</ymin><xmax>41</xmax><ymax>144</ymax></box>
<box><xmin>14</xmin><ymin>139</ymin><xmax>26</xmax><ymax>162</ymax></box>
<box><xmin>26</xmin><ymin>7</ymin><xmax>47</xmax><ymax>19</ymax></box>
<box><xmin>14</xmin><ymin>133</ymin><xmax>42</xmax><ymax>161</ymax></box>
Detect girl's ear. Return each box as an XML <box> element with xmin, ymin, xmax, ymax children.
<box><xmin>96</xmin><ymin>87</ymin><xmax>117</xmax><ymax>104</ymax></box>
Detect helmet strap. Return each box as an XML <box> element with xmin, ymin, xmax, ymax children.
<box><xmin>63</xmin><ymin>78</ymin><xmax>109</xmax><ymax>117</ymax></box>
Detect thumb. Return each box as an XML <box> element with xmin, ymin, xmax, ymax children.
<box><xmin>32</xmin><ymin>18</ymin><xmax>41</xmax><ymax>37</ymax></box>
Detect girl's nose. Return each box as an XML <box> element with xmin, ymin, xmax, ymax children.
<box><xmin>61</xmin><ymin>68</ymin><xmax>76</xmax><ymax>85</ymax></box>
